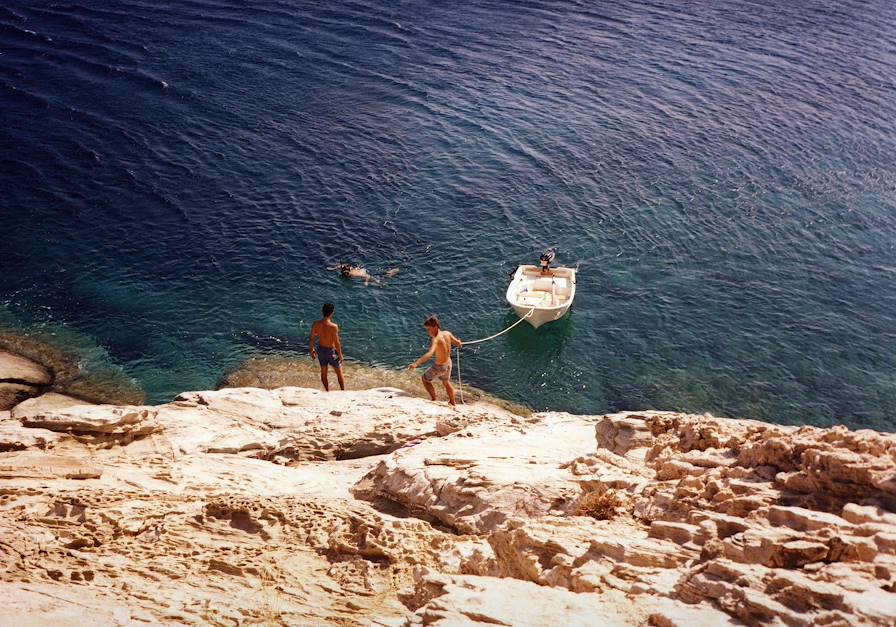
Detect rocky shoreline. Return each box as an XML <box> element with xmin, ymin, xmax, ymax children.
<box><xmin>1</xmin><ymin>349</ymin><xmax>895</xmax><ymax>625</ymax></box>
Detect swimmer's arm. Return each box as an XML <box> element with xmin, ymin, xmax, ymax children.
<box><xmin>308</xmin><ymin>321</ymin><xmax>318</xmax><ymax>359</ymax></box>
<box><xmin>449</xmin><ymin>332</ymin><xmax>462</xmax><ymax>348</ymax></box>
<box><xmin>408</xmin><ymin>336</ymin><xmax>436</xmax><ymax>369</ymax></box>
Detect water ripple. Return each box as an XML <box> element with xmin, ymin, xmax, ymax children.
<box><xmin>1</xmin><ymin>0</ymin><xmax>895</xmax><ymax>429</ymax></box>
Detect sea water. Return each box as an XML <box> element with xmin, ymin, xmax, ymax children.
<box><xmin>1</xmin><ymin>0</ymin><xmax>895</xmax><ymax>429</ymax></box>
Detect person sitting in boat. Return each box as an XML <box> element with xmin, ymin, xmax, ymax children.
<box><xmin>539</xmin><ymin>248</ymin><xmax>556</xmax><ymax>276</ymax></box>
<box><xmin>407</xmin><ymin>314</ymin><xmax>462</xmax><ymax>407</ymax></box>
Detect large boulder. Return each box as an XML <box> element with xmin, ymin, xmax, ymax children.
<box><xmin>0</xmin><ymin>351</ymin><xmax>51</xmax><ymax>386</ymax></box>
<box><xmin>0</xmin><ymin>351</ymin><xmax>51</xmax><ymax>410</ymax></box>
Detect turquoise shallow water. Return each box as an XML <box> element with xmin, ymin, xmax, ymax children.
<box><xmin>2</xmin><ymin>1</ymin><xmax>896</xmax><ymax>428</ymax></box>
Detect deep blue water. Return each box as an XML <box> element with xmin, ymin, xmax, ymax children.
<box><xmin>2</xmin><ymin>0</ymin><xmax>896</xmax><ymax>428</ymax></box>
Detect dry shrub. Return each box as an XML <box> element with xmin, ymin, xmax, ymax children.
<box><xmin>575</xmin><ymin>489</ymin><xmax>624</xmax><ymax>520</ymax></box>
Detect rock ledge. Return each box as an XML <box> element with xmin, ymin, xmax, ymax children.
<box><xmin>1</xmin><ymin>388</ymin><xmax>894</xmax><ymax>625</ymax></box>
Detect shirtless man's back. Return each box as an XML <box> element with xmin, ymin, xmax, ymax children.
<box><xmin>309</xmin><ymin>303</ymin><xmax>345</xmax><ymax>391</ymax></box>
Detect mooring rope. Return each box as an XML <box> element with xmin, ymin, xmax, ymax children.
<box><xmin>455</xmin><ymin>306</ymin><xmax>535</xmax><ymax>405</ymax></box>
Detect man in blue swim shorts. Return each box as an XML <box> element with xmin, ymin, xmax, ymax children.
<box><xmin>308</xmin><ymin>302</ymin><xmax>345</xmax><ymax>391</ymax></box>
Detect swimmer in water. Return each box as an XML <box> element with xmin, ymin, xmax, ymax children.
<box><xmin>330</xmin><ymin>263</ymin><xmax>401</xmax><ymax>285</ymax></box>
<box><xmin>330</xmin><ymin>263</ymin><xmax>373</xmax><ymax>286</ymax></box>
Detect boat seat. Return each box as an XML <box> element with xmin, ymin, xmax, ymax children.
<box><xmin>533</xmin><ymin>276</ymin><xmax>570</xmax><ymax>294</ymax></box>
<box><xmin>517</xmin><ymin>290</ymin><xmax>552</xmax><ymax>306</ymax></box>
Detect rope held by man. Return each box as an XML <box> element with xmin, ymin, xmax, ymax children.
<box><xmin>455</xmin><ymin>306</ymin><xmax>535</xmax><ymax>404</ymax></box>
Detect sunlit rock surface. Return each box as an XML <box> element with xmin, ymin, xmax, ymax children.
<box><xmin>1</xmin><ymin>386</ymin><xmax>894</xmax><ymax>625</ymax></box>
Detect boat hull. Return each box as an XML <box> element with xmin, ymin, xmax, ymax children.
<box><xmin>511</xmin><ymin>302</ymin><xmax>572</xmax><ymax>328</ymax></box>
<box><xmin>505</xmin><ymin>265</ymin><xmax>576</xmax><ymax>329</ymax></box>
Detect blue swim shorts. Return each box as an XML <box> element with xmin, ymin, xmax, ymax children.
<box><xmin>317</xmin><ymin>346</ymin><xmax>341</xmax><ymax>368</ymax></box>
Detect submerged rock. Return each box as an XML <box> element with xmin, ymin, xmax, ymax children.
<box><xmin>0</xmin><ymin>333</ymin><xmax>144</xmax><ymax>406</ymax></box>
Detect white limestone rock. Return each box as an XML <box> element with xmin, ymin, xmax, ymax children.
<box><xmin>0</xmin><ymin>388</ymin><xmax>895</xmax><ymax>626</ymax></box>
<box><xmin>402</xmin><ymin>572</ymin><xmax>644</xmax><ymax>626</ymax></box>
<box><xmin>19</xmin><ymin>404</ymin><xmax>156</xmax><ymax>436</ymax></box>
<box><xmin>358</xmin><ymin>412</ymin><xmax>600</xmax><ymax>533</ymax></box>
<box><xmin>11</xmin><ymin>392</ymin><xmax>91</xmax><ymax>419</ymax></box>
<box><xmin>0</xmin><ymin>415</ymin><xmax>66</xmax><ymax>451</ymax></box>
<box><xmin>0</xmin><ymin>582</ymin><xmax>163</xmax><ymax>626</ymax></box>
<box><xmin>166</xmin><ymin>386</ymin><xmax>516</xmax><ymax>460</ymax></box>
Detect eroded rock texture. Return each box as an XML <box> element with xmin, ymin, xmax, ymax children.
<box><xmin>360</xmin><ymin>410</ymin><xmax>896</xmax><ymax>626</ymax></box>
<box><xmin>1</xmin><ymin>387</ymin><xmax>894</xmax><ymax>626</ymax></box>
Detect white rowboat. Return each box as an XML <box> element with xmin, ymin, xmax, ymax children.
<box><xmin>506</xmin><ymin>265</ymin><xmax>576</xmax><ymax>328</ymax></box>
